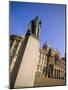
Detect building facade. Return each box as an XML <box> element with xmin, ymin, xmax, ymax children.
<box><xmin>10</xmin><ymin>17</ymin><xmax>66</xmax><ymax>88</ymax></box>
<box><xmin>36</xmin><ymin>42</ymin><xmax>65</xmax><ymax>79</ymax></box>
<box><xmin>10</xmin><ymin>35</ymin><xmax>65</xmax><ymax>80</ymax></box>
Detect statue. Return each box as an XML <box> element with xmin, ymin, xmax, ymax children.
<box><xmin>28</xmin><ymin>16</ymin><xmax>41</xmax><ymax>37</ymax></box>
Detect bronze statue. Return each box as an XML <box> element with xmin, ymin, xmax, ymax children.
<box><xmin>28</xmin><ymin>16</ymin><xmax>41</xmax><ymax>37</ymax></box>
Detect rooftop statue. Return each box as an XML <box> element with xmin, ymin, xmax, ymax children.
<box><xmin>27</xmin><ymin>16</ymin><xmax>41</xmax><ymax>37</ymax></box>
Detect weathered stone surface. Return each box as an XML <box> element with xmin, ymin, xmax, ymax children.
<box><xmin>14</xmin><ymin>35</ymin><xmax>40</xmax><ymax>87</ymax></box>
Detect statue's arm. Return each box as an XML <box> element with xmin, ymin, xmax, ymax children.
<box><xmin>39</xmin><ymin>20</ymin><xmax>41</xmax><ymax>27</ymax></box>
<box><xmin>28</xmin><ymin>20</ymin><xmax>33</xmax><ymax>31</ymax></box>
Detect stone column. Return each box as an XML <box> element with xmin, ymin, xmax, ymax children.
<box><xmin>59</xmin><ymin>70</ymin><xmax>60</xmax><ymax>79</ymax></box>
<box><xmin>57</xmin><ymin>69</ymin><xmax>58</xmax><ymax>79</ymax></box>
<box><xmin>61</xmin><ymin>71</ymin><xmax>62</xmax><ymax>78</ymax></box>
<box><xmin>55</xmin><ymin>69</ymin><xmax>57</xmax><ymax>78</ymax></box>
<box><xmin>10</xmin><ymin>40</ymin><xmax>23</xmax><ymax>74</ymax></box>
<box><xmin>59</xmin><ymin>70</ymin><xmax>61</xmax><ymax>79</ymax></box>
<box><xmin>58</xmin><ymin>70</ymin><xmax>59</xmax><ymax>79</ymax></box>
<box><xmin>60</xmin><ymin>70</ymin><xmax>61</xmax><ymax>79</ymax></box>
<box><xmin>62</xmin><ymin>71</ymin><xmax>63</xmax><ymax>79</ymax></box>
<box><xmin>57</xmin><ymin>70</ymin><xmax>58</xmax><ymax>79</ymax></box>
<box><xmin>52</xmin><ymin>69</ymin><xmax>54</xmax><ymax>78</ymax></box>
<box><xmin>10</xmin><ymin>40</ymin><xmax>16</xmax><ymax>53</ymax></box>
<box><xmin>14</xmin><ymin>35</ymin><xmax>40</xmax><ymax>88</ymax></box>
<box><xmin>59</xmin><ymin>71</ymin><xmax>61</xmax><ymax>79</ymax></box>
<box><xmin>61</xmin><ymin>71</ymin><xmax>62</xmax><ymax>79</ymax></box>
<box><xmin>54</xmin><ymin>69</ymin><xmax>55</xmax><ymax>78</ymax></box>
<box><xmin>10</xmin><ymin>40</ymin><xmax>17</xmax><ymax>65</ymax></box>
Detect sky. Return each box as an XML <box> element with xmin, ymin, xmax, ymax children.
<box><xmin>9</xmin><ymin>1</ymin><xmax>66</xmax><ymax>57</ymax></box>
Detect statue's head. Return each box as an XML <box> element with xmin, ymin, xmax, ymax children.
<box><xmin>36</xmin><ymin>16</ymin><xmax>39</xmax><ymax>19</ymax></box>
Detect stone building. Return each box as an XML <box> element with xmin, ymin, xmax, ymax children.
<box><xmin>10</xmin><ymin>35</ymin><xmax>65</xmax><ymax>79</ymax></box>
<box><xmin>35</xmin><ymin>41</ymin><xmax>65</xmax><ymax>79</ymax></box>
<box><xmin>10</xmin><ymin>17</ymin><xmax>65</xmax><ymax>88</ymax></box>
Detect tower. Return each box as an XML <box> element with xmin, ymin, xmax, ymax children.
<box><xmin>10</xmin><ymin>16</ymin><xmax>41</xmax><ymax>88</ymax></box>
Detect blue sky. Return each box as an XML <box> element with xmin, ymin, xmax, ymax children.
<box><xmin>9</xmin><ymin>1</ymin><xmax>66</xmax><ymax>57</ymax></box>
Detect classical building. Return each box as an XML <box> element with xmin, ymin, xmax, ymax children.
<box><xmin>36</xmin><ymin>41</ymin><xmax>65</xmax><ymax>79</ymax></box>
<box><xmin>10</xmin><ymin>17</ymin><xmax>66</xmax><ymax>88</ymax></box>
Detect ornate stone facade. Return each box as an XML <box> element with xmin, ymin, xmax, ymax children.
<box><xmin>10</xmin><ymin>17</ymin><xmax>65</xmax><ymax>88</ymax></box>
<box><xmin>35</xmin><ymin>42</ymin><xmax>65</xmax><ymax>79</ymax></box>
<box><xmin>10</xmin><ymin>35</ymin><xmax>65</xmax><ymax>81</ymax></box>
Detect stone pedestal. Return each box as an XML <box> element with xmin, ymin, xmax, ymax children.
<box><xmin>14</xmin><ymin>35</ymin><xmax>39</xmax><ymax>88</ymax></box>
